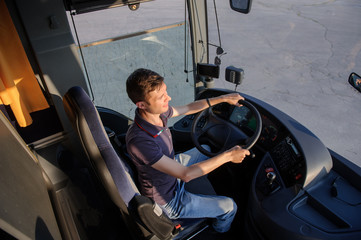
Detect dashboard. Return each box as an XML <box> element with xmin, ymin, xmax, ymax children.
<box><xmin>172</xmin><ymin>91</ymin><xmax>352</xmax><ymax>240</ymax></box>
<box><xmin>173</xmin><ymin>99</ymin><xmax>306</xmax><ymax>189</ymax></box>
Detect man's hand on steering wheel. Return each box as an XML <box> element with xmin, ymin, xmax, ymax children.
<box><xmin>215</xmin><ymin>93</ymin><xmax>244</xmax><ymax>107</ymax></box>
<box><xmin>226</xmin><ymin>145</ymin><xmax>250</xmax><ymax>164</ymax></box>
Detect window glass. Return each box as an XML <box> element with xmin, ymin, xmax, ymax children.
<box><xmin>69</xmin><ymin>0</ymin><xmax>194</xmax><ymax>123</ymax></box>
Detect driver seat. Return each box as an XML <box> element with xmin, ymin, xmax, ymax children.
<box><xmin>62</xmin><ymin>86</ymin><xmax>210</xmax><ymax>240</ymax></box>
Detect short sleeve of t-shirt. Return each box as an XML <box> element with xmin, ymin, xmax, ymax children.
<box><xmin>128</xmin><ymin>137</ymin><xmax>163</xmax><ymax>166</ymax></box>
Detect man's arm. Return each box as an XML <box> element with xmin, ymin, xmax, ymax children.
<box><xmin>172</xmin><ymin>93</ymin><xmax>244</xmax><ymax>117</ymax></box>
<box><xmin>152</xmin><ymin>146</ymin><xmax>250</xmax><ymax>183</ymax></box>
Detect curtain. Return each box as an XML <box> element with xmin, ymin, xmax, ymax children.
<box><xmin>0</xmin><ymin>0</ymin><xmax>49</xmax><ymax>127</ymax></box>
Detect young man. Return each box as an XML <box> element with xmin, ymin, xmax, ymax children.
<box><xmin>126</xmin><ymin>68</ymin><xmax>250</xmax><ymax>233</ymax></box>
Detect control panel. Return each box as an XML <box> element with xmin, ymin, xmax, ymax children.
<box><xmin>270</xmin><ymin>136</ymin><xmax>305</xmax><ymax>187</ymax></box>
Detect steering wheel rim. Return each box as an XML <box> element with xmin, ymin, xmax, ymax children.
<box><xmin>191</xmin><ymin>99</ymin><xmax>262</xmax><ymax>157</ymax></box>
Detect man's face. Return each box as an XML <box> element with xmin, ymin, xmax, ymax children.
<box><xmin>143</xmin><ymin>82</ymin><xmax>171</xmax><ymax>114</ymax></box>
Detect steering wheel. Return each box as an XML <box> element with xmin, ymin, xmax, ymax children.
<box><xmin>191</xmin><ymin>99</ymin><xmax>262</xmax><ymax>157</ymax></box>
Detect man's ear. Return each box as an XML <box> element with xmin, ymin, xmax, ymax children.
<box><xmin>136</xmin><ymin>101</ymin><xmax>147</xmax><ymax>109</ymax></box>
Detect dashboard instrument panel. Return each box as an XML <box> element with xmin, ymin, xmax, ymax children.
<box><xmin>174</xmin><ymin>99</ymin><xmax>306</xmax><ymax>188</ymax></box>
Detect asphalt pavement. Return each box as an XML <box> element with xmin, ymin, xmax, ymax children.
<box><xmin>209</xmin><ymin>0</ymin><xmax>361</xmax><ymax>167</ymax></box>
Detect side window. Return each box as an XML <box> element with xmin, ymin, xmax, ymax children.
<box><xmin>68</xmin><ymin>0</ymin><xmax>194</xmax><ymax>123</ymax></box>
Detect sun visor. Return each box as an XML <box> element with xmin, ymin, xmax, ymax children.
<box><xmin>64</xmin><ymin>0</ymin><xmax>153</xmax><ymax>14</ymax></box>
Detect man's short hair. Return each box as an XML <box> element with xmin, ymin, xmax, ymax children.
<box><xmin>126</xmin><ymin>68</ymin><xmax>164</xmax><ymax>104</ymax></box>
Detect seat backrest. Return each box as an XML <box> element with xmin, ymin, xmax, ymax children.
<box><xmin>63</xmin><ymin>86</ymin><xmax>178</xmax><ymax>240</ymax></box>
<box><xmin>63</xmin><ymin>86</ymin><xmax>137</xmax><ymax>207</ymax></box>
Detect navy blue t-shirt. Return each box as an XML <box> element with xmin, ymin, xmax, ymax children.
<box><xmin>126</xmin><ymin>107</ymin><xmax>177</xmax><ymax>205</ymax></box>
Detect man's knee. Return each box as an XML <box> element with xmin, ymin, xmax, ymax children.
<box><xmin>227</xmin><ymin>198</ymin><xmax>237</xmax><ymax>215</ymax></box>
<box><xmin>213</xmin><ymin>197</ymin><xmax>237</xmax><ymax>233</ymax></box>
<box><xmin>219</xmin><ymin>197</ymin><xmax>237</xmax><ymax>216</ymax></box>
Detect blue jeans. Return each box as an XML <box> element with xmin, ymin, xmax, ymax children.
<box><xmin>161</xmin><ymin>147</ymin><xmax>237</xmax><ymax>233</ymax></box>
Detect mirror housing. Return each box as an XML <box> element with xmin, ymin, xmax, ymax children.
<box><xmin>348</xmin><ymin>72</ymin><xmax>361</xmax><ymax>93</ymax></box>
<box><xmin>225</xmin><ymin>66</ymin><xmax>244</xmax><ymax>85</ymax></box>
<box><xmin>197</xmin><ymin>63</ymin><xmax>220</xmax><ymax>79</ymax></box>
<box><xmin>230</xmin><ymin>0</ymin><xmax>252</xmax><ymax>14</ymax></box>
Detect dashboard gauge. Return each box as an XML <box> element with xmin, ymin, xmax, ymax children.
<box><xmin>261</xmin><ymin>125</ymin><xmax>278</xmax><ymax>144</ymax></box>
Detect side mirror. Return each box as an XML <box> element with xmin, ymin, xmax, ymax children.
<box><xmin>229</xmin><ymin>0</ymin><xmax>252</xmax><ymax>14</ymax></box>
<box><xmin>197</xmin><ymin>63</ymin><xmax>220</xmax><ymax>79</ymax></box>
<box><xmin>348</xmin><ymin>72</ymin><xmax>361</xmax><ymax>93</ymax></box>
<box><xmin>225</xmin><ymin>66</ymin><xmax>244</xmax><ymax>85</ymax></box>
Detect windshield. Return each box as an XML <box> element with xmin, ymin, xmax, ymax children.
<box><xmin>67</xmin><ymin>0</ymin><xmax>360</xmax><ymax>168</ymax></box>
<box><xmin>68</xmin><ymin>0</ymin><xmax>194</xmax><ymax>124</ymax></box>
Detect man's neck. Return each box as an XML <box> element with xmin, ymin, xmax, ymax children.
<box><xmin>138</xmin><ymin>109</ymin><xmax>163</xmax><ymax>127</ymax></box>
